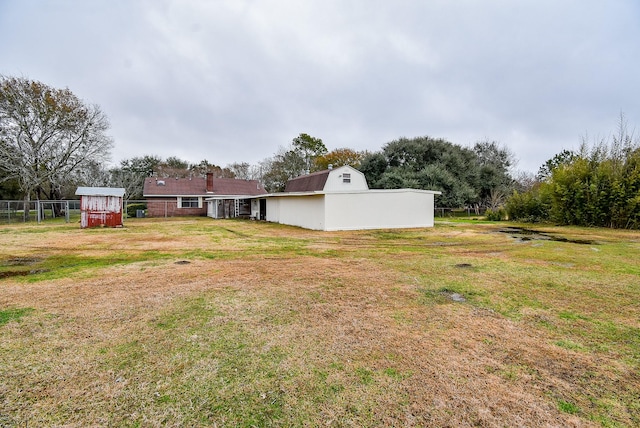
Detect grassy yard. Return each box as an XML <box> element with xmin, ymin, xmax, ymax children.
<box><xmin>1</xmin><ymin>218</ymin><xmax>639</xmax><ymax>427</ymax></box>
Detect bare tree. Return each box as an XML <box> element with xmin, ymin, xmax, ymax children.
<box><xmin>108</xmin><ymin>155</ymin><xmax>162</xmax><ymax>200</ymax></box>
<box><xmin>0</xmin><ymin>76</ymin><xmax>113</xmax><ymax>218</ymax></box>
<box><xmin>512</xmin><ymin>170</ymin><xmax>538</xmax><ymax>193</ymax></box>
<box><xmin>259</xmin><ymin>146</ymin><xmax>307</xmax><ymax>192</ymax></box>
<box><xmin>188</xmin><ymin>159</ymin><xmax>234</xmax><ymax>179</ymax></box>
<box><xmin>227</xmin><ymin>162</ymin><xmax>261</xmax><ymax>180</ymax></box>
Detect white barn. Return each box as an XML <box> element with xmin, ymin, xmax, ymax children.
<box><xmin>261</xmin><ymin>166</ymin><xmax>441</xmax><ymax>231</ymax></box>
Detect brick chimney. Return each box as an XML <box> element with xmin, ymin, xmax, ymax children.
<box><xmin>206</xmin><ymin>172</ymin><xmax>214</xmax><ymax>192</ymax></box>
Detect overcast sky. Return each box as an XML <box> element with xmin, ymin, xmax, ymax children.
<box><xmin>2</xmin><ymin>0</ymin><xmax>639</xmax><ymax>173</ymax></box>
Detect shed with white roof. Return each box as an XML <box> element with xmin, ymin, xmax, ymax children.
<box><xmin>75</xmin><ymin>187</ymin><xmax>126</xmax><ymax>228</ymax></box>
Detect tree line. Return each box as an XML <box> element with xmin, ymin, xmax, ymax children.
<box><xmin>506</xmin><ymin>115</ymin><xmax>640</xmax><ymax>228</ymax></box>
<box><xmin>2</xmin><ymin>76</ymin><xmax>639</xmax><ymax>228</ymax></box>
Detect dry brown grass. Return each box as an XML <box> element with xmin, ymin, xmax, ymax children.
<box><xmin>1</xmin><ymin>218</ymin><xmax>638</xmax><ymax>427</ymax></box>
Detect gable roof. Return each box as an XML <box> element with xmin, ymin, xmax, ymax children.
<box><xmin>284</xmin><ymin>169</ymin><xmax>330</xmax><ymax>192</ymax></box>
<box><xmin>143</xmin><ymin>176</ymin><xmax>265</xmax><ymax>197</ymax></box>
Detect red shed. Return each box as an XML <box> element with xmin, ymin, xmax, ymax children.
<box><xmin>75</xmin><ymin>187</ymin><xmax>126</xmax><ymax>228</ymax></box>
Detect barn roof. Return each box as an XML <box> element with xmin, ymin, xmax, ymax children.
<box><xmin>284</xmin><ymin>170</ymin><xmax>330</xmax><ymax>192</ymax></box>
<box><xmin>75</xmin><ymin>187</ymin><xmax>126</xmax><ymax>197</ymax></box>
<box><xmin>143</xmin><ymin>176</ymin><xmax>266</xmax><ymax>197</ymax></box>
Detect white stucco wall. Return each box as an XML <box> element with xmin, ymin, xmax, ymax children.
<box><xmin>266</xmin><ymin>194</ymin><xmax>326</xmax><ymax>230</ymax></box>
<box><xmin>323</xmin><ymin>190</ymin><xmax>437</xmax><ymax>231</ymax></box>
<box><xmin>266</xmin><ymin>197</ymin><xmax>279</xmax><ymax>222</ymax></box>
<box><xmin>264</xmin><ymin>189</ymin><xmax>438</xmax><ymax>231</ymax></box>
<box><xmin>323</xmin><ymin>166</ymin><xmax>368</xmax><ymax>192</ymax></box>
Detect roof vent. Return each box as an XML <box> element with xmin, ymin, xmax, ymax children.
<box><xmin>157</xmin><ymin>180</ymin><xmax>166</xmax><ymax>186</ymax></box>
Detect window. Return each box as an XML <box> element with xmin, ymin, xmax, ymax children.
<box><xmin>343</xmin><ymin>173</ymin><xmax>351</xmax><ymax>183</ymax></box>
<box><xmin>181</xmin><ymin>197</ymin><xmax>199</xmax><ymax>208</ymax></box>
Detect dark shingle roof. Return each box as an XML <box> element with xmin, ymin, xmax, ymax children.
<box><xmin>209</xmin><ymin>177</ymin><xmax>266</xmax><ymax>195</ymax></box>
<box><xmin>284</xmin><ymin>170</ymin><xmax>330</xmax><ymax>192</ymax></box>
<box><xmin>143</xmin><ymin>177</ymin><xmax>265</xmax><ymax>196</ymax></box>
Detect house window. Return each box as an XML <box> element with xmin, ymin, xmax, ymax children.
<box><xmin>343</xmin><ymin>173</ymin><xmax>351</xmax><ymax>183</ymax></box>
<box><xmin>181</xmin><ymin>197</ymin><xmax>199</xmax><ymax>208</ymax></box>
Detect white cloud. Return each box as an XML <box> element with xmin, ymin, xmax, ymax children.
<box><xmin>1</xmin><ymin>0</ymin><xmax>639</xmax><ymax>172</ymax></box>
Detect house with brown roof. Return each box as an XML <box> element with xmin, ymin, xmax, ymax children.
<box><xmin>143</xmin><ymin>173</ymin><xmax>265</xmax><ymax>218</ymax></box>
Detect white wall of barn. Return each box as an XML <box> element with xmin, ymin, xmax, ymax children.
<box><xmin>264</xmin><ymin>190</ymin><xmax>437</xmax><ymax>231</ymax></box>
<box><xmin>323</xmin><ymin>190</ymin><xmax>436</xmax><ymax>231</ymax></box>
<box><xmin>266</xmin><ymin>195</ymin><xmax>325</xmax><ymax>230</ymax></box>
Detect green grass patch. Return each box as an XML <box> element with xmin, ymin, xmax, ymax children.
<box><xmin>95</xmin><ymin>294</ymin><xmax>292</xmax><ymax>426</ymax></box>
<box><xmin>557</xmin><ymin>399</ymin><xmax>580</xmax><ymax>415</ymax></box>
<box><xmin>35</xmin><ymin>252</ymin><xmax>171</xmax><ymax>280</ymax></box>
<box><xmin>555</xmin><ymin>339</ymin><xmax>587</xmax><ymax>352</ymax></box>
<box><xmin>355</xmin><ymin>367</ymin><xmax>375</xmax><ymax>385</ymax></box>
<box><xmin>0</xmin><ymin>307</ymin><xmax>34</xmax><ymax>326</ymax></box>
<box><xmin>558</xmin><ymin>311</ymin><xmax>591</xmax><ymax>321</ymax></box>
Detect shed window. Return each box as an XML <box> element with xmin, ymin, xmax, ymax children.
<box><xmin>181</xmin><ymin>197</ymin><xmax>199</xmax><ymax>208</ymax></box>
<box><xmin>343</xmin><ymin>173</ymin><xmax>351</xmax><ymax>183</ymax></box>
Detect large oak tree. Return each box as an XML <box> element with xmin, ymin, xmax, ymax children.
<box><xmin>0</xmin><ymin>76</ymin><xmax>113</xmax><ymax>217</ymax></box>
<box><xmin>359</xmin><ymin>136</ymin><xmax>515</xmax><ymax>209</ymax></box>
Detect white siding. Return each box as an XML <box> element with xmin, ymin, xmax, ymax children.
<box><xmin>323</xmin><ymin>166</ymin><xmax>368</xmax><ymax>192</ymax></box>
<box><xmin>324</xmin><ymin>190</ymin><xmax>436</xmax><ymax>231</ymax></box>
<box><xmin>266</xmin><ymin>198</ymin><xmax>280</xmax><ymax>222</ymax></box>
<box><xmin>266</xmin><ymin>195</ymin><xmax>325</xmax><ymax>230</ymax></box>
<box><xmin>264</xmin><ymin>189</ymin><xmax>437</xmax><ymax>231</ymax></box>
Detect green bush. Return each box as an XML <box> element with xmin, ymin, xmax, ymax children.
<box><xmin>126</xmin><ymin>203</ymin><xmax>147</xmax><ymax>218</ymax></box>
<box><xmin>505</xmin><ymin>188</ymin><xmax>550</xmax><ymax>223</ymax></box>
<box><xmin>485</xmin><ymin>208</ymin><xmax>507</xmax><ymax>221</ymax></box>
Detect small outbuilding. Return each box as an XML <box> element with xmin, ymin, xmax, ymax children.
<box><xmin>75</xmin><ymin>187</ymin><xmax>126</xmax><ymax>228</ymax></box>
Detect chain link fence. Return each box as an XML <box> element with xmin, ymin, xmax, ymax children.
<box><xmin>0</xmin><ymin>200</ymin><xmax>150</xmax><ymax>224</ymax></box>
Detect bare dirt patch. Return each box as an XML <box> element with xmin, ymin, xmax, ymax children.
<box><xmin>498</xmin><ymin>226</ymin><xmax>599</xmax><ymax>245</ymax></box>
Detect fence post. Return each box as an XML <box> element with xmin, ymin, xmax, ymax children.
<box><xmin>36</xmin><ymin>200</ymin><xmax>41</xmax><ymax>224</ymax></box>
